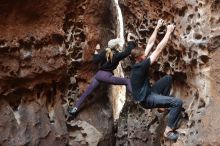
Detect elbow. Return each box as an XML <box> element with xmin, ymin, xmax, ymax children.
<box><xmin>126</xmin><ymin>50</ymin><xmax>132</xmax><ymax>56</ymax></box>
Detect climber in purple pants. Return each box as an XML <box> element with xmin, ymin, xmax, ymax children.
<box><xmin>75</xmin><ymin>70</ymin><xmax>132</xmax><ymax>108</ymax></box>
<box><xmin>68</xmin><ymin>34</ymin><xmax>137</xmax><ymax>115</ymax></box>
<box><xmin>130</xmin><ymin>19</ymin><xmax>183</xmax><ymax>141</ymax></box>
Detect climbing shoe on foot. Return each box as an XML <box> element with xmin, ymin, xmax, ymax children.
<box><xmin>164</xmin><ymin>131</ymin><xmax>179</xmax><ymax>141</ymax></box>
<box><xmin>68</xmin><ymin>106</ymin><xmax>78</xmax><ymax>116</ymax></box>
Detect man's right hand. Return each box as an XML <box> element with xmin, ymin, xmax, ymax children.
<box><xmin>167</xmin><ymin>24</ymin><xmax>175</xmax><ymax>33</ymax></box>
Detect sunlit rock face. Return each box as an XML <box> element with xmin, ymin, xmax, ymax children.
<box><xmin>116</xmin><ymin>0</ymin><xmax>220</xmax><ymax>146</ymax></box>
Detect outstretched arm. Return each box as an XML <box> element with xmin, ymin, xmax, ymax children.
<box><xmin>144</xmin><ymin>19</ymin><xmax>164</xmax><ymax>57</ymax></box>
<box><xmin>149</xmin><ymin>24</ymin><xmax>175</xmax><ymax>64</ymax></box>
<box><xmin>114</xmin><ymin>41</ymin><xmax>136</xmax><ymax>61</ymax></box>
<box><xmin>113</xmin><ymin>33</ymin><xmax>137</xmax><ymax>61</ymax></box>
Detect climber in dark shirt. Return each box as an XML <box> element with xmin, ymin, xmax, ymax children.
<box><xmin>68</xmin><ymin>34</ymin><xmax>137</xmax><ymax>115</ymax></box>
<box><xmin>93</xmin><ymin>41</ymin><xmax>136</xmax><ymax>71</ymax></box>
<box><xmin>130</xmin><ymin>19</ymin><xmax>183</xmax><ymax>141</ymax></box>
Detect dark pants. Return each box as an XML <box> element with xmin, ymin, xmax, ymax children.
<box><xmin>142</xmin><ymin>75</ymin><xmax>183</xmax><ymax>129</ymax></box>
<box><xmin>75</xmin><ymin>70</ymin><xmax>132</xmax><ymax>108</ymax></box>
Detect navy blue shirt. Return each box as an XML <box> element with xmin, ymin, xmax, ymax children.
<box><xmin>93</xmin><ymin>41</ymin><xmax>136</xmax><ymax>71</ymax></box>
<box><xmin>130</xmin><ymin>58</ymin><xmax>151</xmax><ymax>101</ymax></box>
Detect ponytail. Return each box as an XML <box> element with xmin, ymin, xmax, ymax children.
<box><xmin>105</xmin><ymin>48</ymin><xmax>113</xmax><ymax>62</ymax></box>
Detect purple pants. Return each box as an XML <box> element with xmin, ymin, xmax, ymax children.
<box><xmin>75</xmin><ymin>70</ymin><xmax>132</xmax><ymax>108</ymax></box>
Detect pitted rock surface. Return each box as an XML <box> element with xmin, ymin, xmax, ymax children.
<box><xmin>0</xmin><ymin>0</ymin><xmax>220</xmax><ymax>146</ymax></box>
<box><xmin>116</xmin><ymin>0</ymin><xmax>220</xmax><ymax>145</ymax></box>
<box><xmin>0</xmin><ymin>0</ymin><xmax>115</xmax><ymax>145</ymax></box>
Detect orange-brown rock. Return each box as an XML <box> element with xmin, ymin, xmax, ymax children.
<box><xmin>0</xmin><ymin>0</ymin><xmax>220</xmax><ymax>146</ymax></box>
<box><xmin>0</xmin><ymin>0</ymin><xmax>115</xmax><ymax>145</ymax></box>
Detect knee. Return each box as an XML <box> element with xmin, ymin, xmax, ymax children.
<box><xmin>174</xmin><ymin>98</ymin><xmax>183</xmax><ymax>107</ymax></box>
<box><xmin>126</xmin><ymin>79</ymin><xmax>131</xmax><ymax>84</ymax></box>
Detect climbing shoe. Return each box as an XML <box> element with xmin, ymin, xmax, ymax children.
<box><xmin>164</xmin><ymin>131</ymin><xmax>179</xmax><ymax>141</ymax></box>
<box><xmin>68</xmin><ymin>106</ymin><xmax>78</xmax><ymax>116</ymax></box>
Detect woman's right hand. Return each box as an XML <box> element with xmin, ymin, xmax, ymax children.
<box><xmin>127</xmin><ymin>32</ymin><xmax>138</xmax><ymax>41</ymax></box>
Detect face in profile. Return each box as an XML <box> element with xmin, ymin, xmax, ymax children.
<box><xmin>130</xmin><ymin>47</ymin><xmax>145</xmax><ymax>62</ymax></box>
<box><xmin>96</xmin><ymin>44</ymin><xmax>101</xmax><ymax>50</ymax></box>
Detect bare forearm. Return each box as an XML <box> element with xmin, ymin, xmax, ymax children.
<box><xmin>156</xmin><ymin>31</ymin><xmax>172</xmax><ymax>52</ymax></box>
<box><xmin>144</xmin><ymin>27</ymin><xmax>159</xmax><ymax>56</ymax></box>
<box><xmin>145</xmin><ymin>19</ymin><xmax>164</xmax><ymax>57</ymax></box>
<box><xmin>149</xmin><ymin>24</ymin><xmax>174</xmax><ymax>64</ymax></box>
<box><xmin>148</xmin><ymin>27</ymin><xmax>159</xmax><ymax>46</ymax></box>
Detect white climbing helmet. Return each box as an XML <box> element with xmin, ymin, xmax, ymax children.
<box><xmin>108</xmin><ymin>38</ymin><xmax>123</xmax><ymax>49</ymax></box>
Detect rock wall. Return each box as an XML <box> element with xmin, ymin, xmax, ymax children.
<box><xmin>0</xmin><ymin>0</ymin><xmax>220</xmax><ymax>146</ymax></box>
<box><xmin>116</xmin><ymin>0</ymin><xmax>220</xmax><ymax>146</ymax></box>
<box><xmin>0</xmin><ymin>0</ymin><xmax>116</xmax><ymax>145</ymax></box>
<box><xmin>63</xmin><ymin>0</ymin><xmax>116</xmax><ymax>145</ymax></box>
<box><xmin>0</xmin><ymin>0</ymin><xmax>69</xmax><ymax>145</ymax></box>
